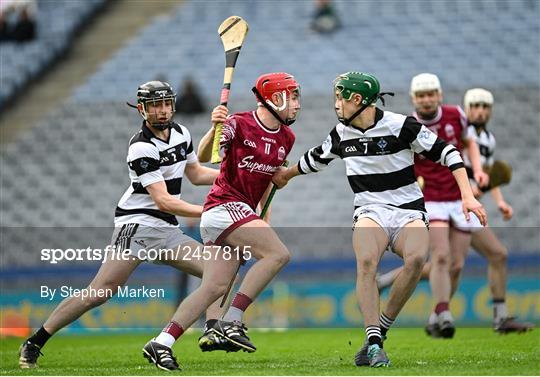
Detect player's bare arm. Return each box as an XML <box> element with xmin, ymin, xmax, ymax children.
<box><xmin>463</xmin><ymin>137</ymin><xmax>489</xmax><ymax>187</ymax></box>
<box><xmin>490</xmin><ymin>186</ymin><xmax>513</xmax><ymax>220</ymax></box>
<box><xmin>184</xmin><ymin>161</ymin><xmax>219</xmax><ymax>185</ymax></box>
<box><xmin>272</xmin><ymin>165</ymin><xmax>301</xmax><ymax>189</ymax></box>
<box><xmin>451</xmin><ymin>167</ymin><xmax>487</xmax><ymax>225</ymax></box>
<box><xmin>146</xmin><ymin>181</ymin><xmax>203</xmax><ymax>217</ymax></box>
<box><xmin>197</xmin><ymin>128</ymin><xmax>215</xmax><ymax>163</ymax></box>
<box><xmin>197</xmin><ymin>105</ymin><xmax>228</xmax><ymax>162</ymax></box>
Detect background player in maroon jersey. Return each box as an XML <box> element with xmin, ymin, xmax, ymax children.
<box><xmin>377</xmin><ymin>88</ymin><xmax>534</xmax><ymax>334</ymax></box>
<box><xmin>196</xmin><ymin>72</ymin><xmax>300</xmax><ymax>353</ymax></box>
<box><xmin>409</xmin><ymin>73</ymin><xmax>489</xmax><ymax>338</ymax></box>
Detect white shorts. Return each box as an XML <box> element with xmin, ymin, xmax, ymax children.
<box><xmin>200</xmin><ymin>202</ymin><xmax>259</xmax><ymax>245</ymax></box>
<box><xmin>352</xmin><ymin>204</ymin><xmax>429</xmax><ymax>249</ymax></box>
<box><xmin>111</xmin><ymin>224</ymin><xmax>194</xmax><ymax>263</ymax></box>
<box><xmin>425</xmin><ymin>200</ymin><xmax>482</xmax><ymax>232</ymax></box>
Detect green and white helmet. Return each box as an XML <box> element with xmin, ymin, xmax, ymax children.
<box><xmin>333</xmin><ymin>72</ymin><xmax>391</xmax><ymax>126</ymax></box>
<box><xmin>334</xmin><ymin>71</ymin><xmax>381</xmax><ymax>105</ymax></box>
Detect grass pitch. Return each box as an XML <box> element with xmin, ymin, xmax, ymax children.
<box><xmin>1</xmin><ymin>328</ymin><xmax>538</xmax><ymax>375</ymax></box>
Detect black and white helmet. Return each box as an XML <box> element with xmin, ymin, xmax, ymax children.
<box><xmin>136</xmin><ymin>81</ymin><xmax>176</xmax><ymax>130</ymax></box>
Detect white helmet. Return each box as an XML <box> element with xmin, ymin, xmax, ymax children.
<box><xmin>410</xmin><ymin>73</ymin><xmax>441</xmax><ymax>95</ymax></box>
<box><xmin>464</xmin><ymin>88</ymin><xmax>494</xmax><ymax>110</ymax></box>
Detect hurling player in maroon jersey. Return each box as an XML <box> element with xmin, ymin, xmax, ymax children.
<box><xmin>410</xmin><ymin>73</ymin><xmax>488</xmax><ymax>339</ymax></box>
<box><xmin>196</xmin><ymin>73</ymin><xmax>300</xmax><ymax>352</ymax></box>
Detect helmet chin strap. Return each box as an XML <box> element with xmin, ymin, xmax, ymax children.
<box><xmin>252</xmin><ymin>87</ymin><xmax>296</xmax><ymax>125</ymax></box>
<box><xmin>151</xmin><ymin>122</ymin><xmax>171</xmax><ymax>131</ymax></box>
<box><xmin>338</xmin><ymin>102</ymin><xmax>371</xmax><ymax>126</ymax></box>
<box><xmin>339</xmin><ymin>92</ymin><xmax>394</xmax><ymax>126</ymax></box>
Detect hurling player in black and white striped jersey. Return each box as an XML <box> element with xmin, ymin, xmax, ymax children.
<box><xmin>272</xmin><ymin>72</ymin><xmax>487</xmax><ymax>368</ymax></box>
<box><xmin>462</xmin><ymin>89</ymin><xmax>533</xmax><ymax>332</ymax></box>
<box><xmin>19</xmin><ymin>81</ymin><xmax>239</xmax><ymax>372</ymax></box>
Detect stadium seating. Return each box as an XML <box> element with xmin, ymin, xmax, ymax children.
<box><xmin>1</xmin><ymin>0</ymin><xmax>539</xmax><ymax>259</ymax></box>
<box><xmin>0</xmin><ymin>0</ymin><xmax>105</xmax><ymax>110</ymax></box>
<box><xmin>72</xmin><ymin>0</ymin><xmax>539</xmax><ymax>103</ymax></box>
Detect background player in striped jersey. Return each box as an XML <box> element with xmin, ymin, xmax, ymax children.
<box><xmin>19</xmin><ymin>81</ymin><xmax>233</xmax><ymax>371</ymax></box>
<box><xmin>462</xmin><ymin>88</ymin><xmax>533</xmax><ymax>332</ymax></box>
<box><xmin>196</xmin><ymin>72</ymin><xmax>299</xmax><ymax>353</ymax></box>
<box><xmin>409</xmin><ymin>73</ymin><xmax>489</xmax><ymax>339</ymax></box>
<box><xmin>376</xmin><ymin>88</ymin><xmax>534</xmax><ymax>333</ymax></box>
<box><xmin>272</xmin><ymin>72</ymin><xmax>487</xmax><ymax>367</ymax></box>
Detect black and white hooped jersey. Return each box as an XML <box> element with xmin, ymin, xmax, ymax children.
<box><xmin>298</xmin><ymin>108</ymin><xmax>464</xmax><ymax>212</ymax></box>
<box><xmin>464</xmin><ymin>125</ymin><xmax>496</xmax><ymax>168</ymax></box>
<box><xmin>115</xmin><ymin>122</ymin><xmax>198</xmax><ymax>227</ymax></box>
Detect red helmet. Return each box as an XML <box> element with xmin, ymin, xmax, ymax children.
<box><xmin>252</xmin><ymin>72</ymin><xmax>300</xmax><ymax>125</ymax></box>
<box><xmin>253</xmin><ymin>72</ymin><xmax>299</xmax><ymax>110</ymax></box>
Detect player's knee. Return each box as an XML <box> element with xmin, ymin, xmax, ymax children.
<box><xmin>450</xmin><ymin>262</ymin><xmax>464</xmax><ymax>280</ymax></box>
<box><xmin>404</xmin><ymin>253</ymin><xmax>425</xmax><ymax>272</ymax></box>
<box><xmin>432</xmin><ymin>251</ymin><xmax>450</xmax><ymax>268</ymax></box>
<box><xmin>357</xmin><ymin>257</ymin><xmax>377</xmax><ymax>275</ymax></box>
<box><xmin>271</xmin><ymin>247</ymin><xmax>290</xmax><ymax>268</ymax></box>
<box><xmin>488</xmin><ymin>245</ymin><xmax>508</xmax><ymax>265</ymax></box>
<box><xmin>201</xmin><ymin>281</ymin><xmax>229</xmax><ymax>301</ymax></box>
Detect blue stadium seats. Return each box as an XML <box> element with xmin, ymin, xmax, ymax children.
<box><xmin>70</xmin><ymin>0</ymin><xmax>538</xmax><ymax>105</ymax></box>
<box><xmin>0</xmin><ymin>0</ymin><xmax>105</xmax><ymax>109</ymax></box>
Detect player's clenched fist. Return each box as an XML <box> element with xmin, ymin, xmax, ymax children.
<box><xmin>272</xmin><ymin>166</ymin><xmax>290</xmax><ymax>189</ymax></box>
<box><xmin>211</xmin><ymin>105</ymin><xmax>228</xmax><ymax>127</ymax></box>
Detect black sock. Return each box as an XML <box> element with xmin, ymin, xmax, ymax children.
<box><xmin>368</xmin><ymin>335</ymin><xmax>383</xmax><ymax>348</ymax></box>
<box><xmin>27</xmin><ymin>326</ymin><xmax>51</xmax><ymax>348</ymax></box>
<box><xmin>205</xmin><ymin>319</ymin><xmax>218</xmax><ymax>331</ymax></box>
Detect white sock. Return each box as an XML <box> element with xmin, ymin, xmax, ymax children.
<box><xmin>493</xmin><ymin>301</ymin><xmax>508</xmax><ymax>323</ymax></box>
<box><xmin>223</xmin><ymin>306</ymin><xmax>244</xmax><ymax>322</ymax></box>
<box><xmin>438</xmin><ymin>310</ymin><xmax>454</xmax><ymax>323</ymax></box>
<box><xmin>154</xmin><ymin>333</ymin><xmax>175</xmax><ymax>348</ymax></box>
<box><xmin>428</xmin><ymin>312</ymin><xmax>438</xmax><ymax>325</ymax></box>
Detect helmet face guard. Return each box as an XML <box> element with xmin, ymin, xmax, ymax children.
<box><xmin>333</xmin><ymin>72</ymin><xmax>383</xmax><ymax>126</ymax></box>
<box><xmin>252</xmin><ymin>72</ymin><xmax>300</xmax><ymax>125</ymax></box>
<box><xmin>136</xmin><ymin>81</ymin><xmax>176</xmax><ymax>130</ymax></box>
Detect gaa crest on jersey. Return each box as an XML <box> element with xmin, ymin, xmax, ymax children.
<box><xmin>244</xmin><ymin>139</ymin><xmax>257</xmax><ymax>148</ymax></box>
<box><xmin>377</xmin><ymin>138</ymin><xmax>388</xmax><ymax>151</ymax></box>
<box><xmin>179</xmin><ymin>146</ymin><xmax>186</xmax><ymax>158</ymax></box>
<box><xmin>278</xmin><ymin>146</ymin><xmax>286</xmax><ymax>161</ymax></box>
<box><xmin>140</xmin><ymin>159</ymin><xmax>149</xmax><ymax>171</ymax></box>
